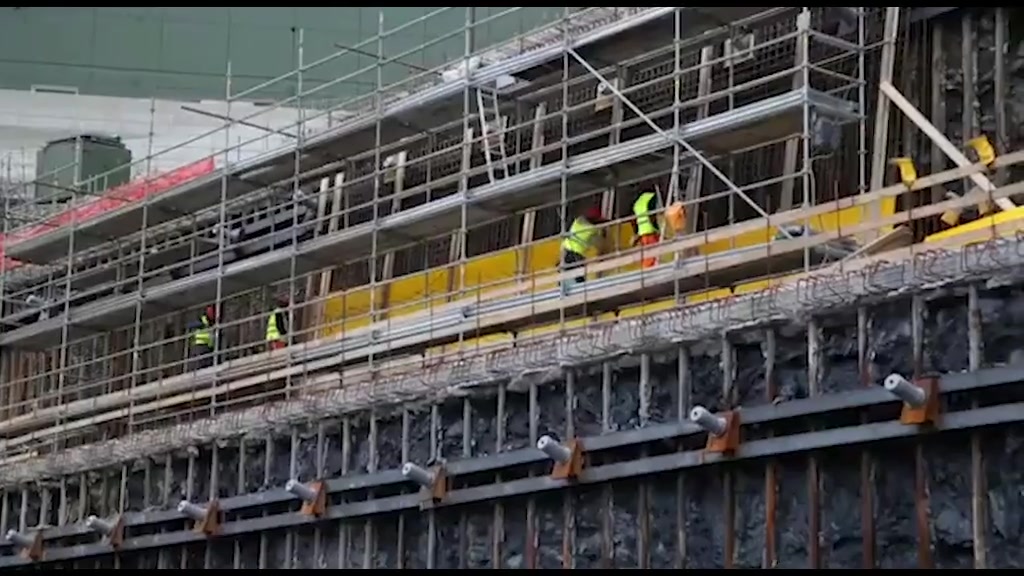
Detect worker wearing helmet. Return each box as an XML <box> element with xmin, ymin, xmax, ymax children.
<box><xmin>632</xmin><ymin>191</ymin><xmax>660</xmax><ymax>268</ymax></box>
<box><xmin>266</xmin><ymin>295</ymin><xmax>290</xmax><ymax>351</ymax></box>
<box><xmin>188</xmin><ymin>305</ymin><xmax>217</xmax><ymax>371</ymax></box>
<box><xmin>561</xmin><ymin>206</ymin><xmax>608</xmax><ymax>284</ymax></box>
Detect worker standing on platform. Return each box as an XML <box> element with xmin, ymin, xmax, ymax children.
<box><xmin>188</xmin><ymin>305</ymin><xmax>216</xmax><ymax>371</ymax></box>
<box><xmin>633</xmin><ymin>191</ymin><xmax>660</xmax><ymax>268</ymax></box>
<box><xmin>561</xmin><ymin>206</ymin><xmax>608</xmax><ymax>285</ymax></box>
<box><xmin>266</xmin><ymin>296</ymin><xmax>290</xmax><ymax>351</ymax></box>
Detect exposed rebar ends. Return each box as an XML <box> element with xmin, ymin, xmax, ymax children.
<box><xmin>177</xmin><ymin>500</ymin><xmax>207</xmax><ymax>521</ymax></box>
<box><xmin>401</xmin><ymin>462</ymin><xmax>435</xmax><ymax>487</ymax></box>
<box><xmin>883</xmin><ymin>373</ymin><xmax>926</xmax><ymax>407</ymax></box>
<box><xmin>690</xmin><ymin>406</ymin><xmax>728</xmax><ymax>437</ymax></box>
<box><xmin>537</xmin><ymin>435</ymin><xmax>572</xmax><ymax>463</ymax></box>
<box><xmin>285</xmin><ymin>479</ymin><xmax>317</xmax><ymax>502</ymax></box>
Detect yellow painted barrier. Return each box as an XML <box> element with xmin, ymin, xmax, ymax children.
<box><xmin>321</xmin><ymin>202</ymin><xmax>888</xmax><ymax>336</ymax></box>
<box><xmin>924</xmin><ymin>205</ymin><xmax>1024</xmax><ymax>244</ymax></box>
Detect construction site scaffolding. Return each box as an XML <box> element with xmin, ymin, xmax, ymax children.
<box><xmin>0</xmin><ymin>6</ymin><xmax>983</xmax><ymax>472</ymax></box>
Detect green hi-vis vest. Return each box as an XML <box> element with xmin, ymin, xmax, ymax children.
<box><xmin>266</xmin><ymin>308</ymin><xmax>283</xmax><ymax>342</ymax></box>
<box><xmin>633</xmin><ymin>192</ymin><xmax>658</xmax><ymax>236</ymax></box>
<box><xmin>192</xmin><ymin>314</ymin><xmax>212</xmax><ymax>347</ymax></box>
<box><xmin>561</xmin><ymin>217</ymin><xmax>599</xmax><ymax>256</ymax></box>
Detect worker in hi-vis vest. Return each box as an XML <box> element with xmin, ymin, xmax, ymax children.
<box><xmin>560</xmin><ymin>206</ymin><xmax>608</xmax><ymax>285</ymax></box>
<box><xmin>632</xmin><ymin>191</ymin><xmax>660</xmax><ymax>268</ymax></box>
<box><xmin>188</xmin><ymin>305</ymin><xmax>217</xmax><ymax>371</ymax></box>
<box><xmin>266</xmin><ymin>296</ymin><xmax>290</xmax><ymax>351</ymax></box>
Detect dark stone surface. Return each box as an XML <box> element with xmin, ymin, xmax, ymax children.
<box><xmin>985</xmin><ymin>425</ymin><xmax>1024</xmax><ymax>568</ymax></box>
<box><xmin>733</xmin><ymin>464</ymin><xmax>766</xmax><ymax>568</ymax></box>
<box><xmin>821</xmin><ymin>313</ymin><xmax>860</xmax><ymax>394</ymax></box>
<box><xmin>874</xmin><ymin>441</ymin><xmax>917</xmax><ymax>569</ymax></box>
<box><xmin>819</xmin><ymin>451</ymin><xmax>859</xmax><ymax>568</ymax></box>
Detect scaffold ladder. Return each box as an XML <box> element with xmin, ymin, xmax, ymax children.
<box><xmin>475</xmin><ymin>87</ymin><xmax>510</xmax><ymax>184</ymax></box>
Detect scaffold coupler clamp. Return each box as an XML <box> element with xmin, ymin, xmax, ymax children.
<box><xmin>884</xmin><ymin>373</ymin><xmax>941</xmax><ymax>426</ymax></box>
<box><xmin>402</xmin><ymin>462</ymin><xmax>449</xmax><ymax>508</ymax></box>
<box><xmin>86</xmin><ymin>514</ymin><xmax>126</xmax><ymax>549</ymax></box>
<box><xmin>286</xmin><ymin>479</ymin><xmax>327</xmax><ymax>517</ymax></box>
<box><xmin>889</xmin><ymin>157</ymin><xmax>918</xmax><ymax>189</ymax></box>
<box><xmin>537</xmin><ymin>435</ymin><xmax>584</xmax><ymax>480</ymax></box>
<box><xmin>690</xmin><ymin>406</ymin><xmax>741</xmax><ymax>455</ymax></box>
<box><xmin>5</xmin><ymin>529</ymin><xmax>43</xmax><ymax>562</ymax></box>
<box><xmin>967</xmin><ymin>135</ymin><xmax>997</xmax><ymax>168</ymax></box>
<box><xmin>177</xmin><ymin>499</ymin><xmax>221</xmax><ymax>537</ymax></box>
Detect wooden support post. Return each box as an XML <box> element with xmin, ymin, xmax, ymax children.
<box><xmin>516</xmin><ymin>103</ymin><xmax>547</xmax><ymax>288</ymax></box>
<box><xmin>378</xmin><ymin>151</ymin><xmax>408</xmax><ymax>321</ymax></box>
<box><xmin>779</xmin><ymin>11</ymin><xmax>809</xmax><ymax>211</ymax></box>
<box><xmin>865</xmin><ymin>7</ymin><xmax>901</xmax><ymax>241</ymax></box>
<box><xmin>880</xmin><ymin>81</ymin><xmax>1012</xmax><ymax>210</ymax></box>
<box><xmin>683</xmin><ymin>45</ymin><xmax>714</xmax><ymax>235</ymax></box>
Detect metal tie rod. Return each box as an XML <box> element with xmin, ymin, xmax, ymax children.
<box><xmin>566</xmin><ymin>47</ymin><xmax>793</xmax><ymax>239</ymax></box>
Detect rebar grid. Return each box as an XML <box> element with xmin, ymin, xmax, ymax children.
<box><xmin>2</xmin><ymin>232</ymin><xmax>1020</xmax><ymax>487</ymax></box>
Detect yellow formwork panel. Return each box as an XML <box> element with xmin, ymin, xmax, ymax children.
<box><xmin>424</xmin><ymin>332</ymin><xmax>515</xmax><ymax>359</ymax></box>
<box><xmin>733</xmin><ymin>273</ymin><xmax>802</xmax><ymax>295</ymax></box>
<box><xmin>384</xmin><ymin>269</ymin><xmax>451</xmax><ymax>319</ymax></box>
<box><xmin>320</xmin><ymin>286</ymin><xmax>382</xmax><ymax>337</ymax></box>
<box><xmin>618</xmin><ymin>297</ymin><xmax>679</xmax><ymax>319</ymax></box>
<box><xmin>699</xmin><ymin>204</ymin><xmax>885</xmax><ymax>256</ymax></box>
<box><xmin>924</xmin><ymin>205</ymin><xmax>1024</xmax><ymax>244</ymax></box>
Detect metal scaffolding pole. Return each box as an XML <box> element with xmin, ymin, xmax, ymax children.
<box><xmin>565</xmin><ymin>48</ymin><xmax>793</xmax><ymax>239</ymax></box>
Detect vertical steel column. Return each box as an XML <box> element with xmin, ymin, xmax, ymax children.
<box><xmin>286</xmin><ymin>27</ymin><xmax>306</xmax><ymax>390</ymax></box>
<box><xmin>967</xmin><ymin>285</ymin><xmax>987</xmax><ymax>568</ymax></box>
<box><xmin>212</xmin><ymin>60</ymin><xmax>233</xmax><ymax>385</ymax></box>
<box><xmin>994</xmin><ymin>9</ymin><xmax>1008</xmax><ymax>185</ymax></box>
<box><xmin>866</xmin><ymin>8</ymin><xmax>901</xmax><ymax>237</ymax></box>
<box><xmin>675</xmin><ymin>344</ymin><xmax>691</xmax><ymax>568</ymax></box>
<box><xmin>763</xmin><ymin>328</ymin><xmax>778</xmax><ymax>568</ymax></box>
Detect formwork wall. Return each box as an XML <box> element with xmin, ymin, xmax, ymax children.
<box><xmin>4</xmin><ymin>283</ymin><xmax>1024</xmax><ymax>569</ymax></box>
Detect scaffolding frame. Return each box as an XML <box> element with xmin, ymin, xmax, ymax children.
<box><xmin>0</xmin><ymin>7</ymin><xmax>911</xmax><ymax>464</ymax></box>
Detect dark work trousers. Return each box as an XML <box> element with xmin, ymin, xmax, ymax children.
<box><xmin>189</xmin><ymin>343</ymin><xmax>214</xmax><ymax>371</ymax></box>
<box><xmin>561</xmin><ymin>249</ymin><xmax>586</xmax><ymax>285</ymax></box>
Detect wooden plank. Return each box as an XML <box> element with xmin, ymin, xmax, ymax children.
<box><xmin>880</xmin><ymin>81</ymin><xmax>1012</xmax><ymax>209</ymax></box>
<box><xmin>5</xmin><ymin>153</ymin><xmax>1024</xmax><ymax>442</ymax></box>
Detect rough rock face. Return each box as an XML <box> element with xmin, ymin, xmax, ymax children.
<box><xmin>3</xmin><ymin>285</ymin><xmax>1023</xmax><ymax>569</ymax></box>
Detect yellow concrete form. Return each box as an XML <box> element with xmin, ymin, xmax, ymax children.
<box><xmin>321</xmin><ymin>203</ymin><xmax>881</xmax><ymax>338</ymax></box>
<box><xmin>924</xmin><ymin>205</ymin><xmax>1024</xmax><ymax>244</ymax></box>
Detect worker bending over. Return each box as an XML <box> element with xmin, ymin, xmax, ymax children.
<box><xmin>266</xmin><ymin>296</ymin><xmax>290</xmax><ymax>351</ymax></box>
<box><xmin>633</xmin><ymin>191</ymin><xmax>660</xmax><ymax>268</ymax></box>
<box><xmin>188</xmin><ymin>305</ymin><xmax>217</xmax><ymax>371</ymax></box>
<box><xmin>561</xmin><ymin>206</ymin><xmax>607</xmax><ymax>285</ymax></box>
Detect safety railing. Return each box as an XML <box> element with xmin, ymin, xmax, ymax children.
<box><xmin>1</xmin><ymin>143</ymin><xmax>1018</xmax><ymax>460</ymax></box>
<box><xmin>0</xmin><ymin>20</ymin><xmax>854</xmax><ymax>315</ymax></box>
<box><xmin>0</xmin><ymin>7</ymin><xmax>647</xmax><ymax>242</ymax></box>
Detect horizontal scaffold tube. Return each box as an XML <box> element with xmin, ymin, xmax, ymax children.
<box><xmin>0</xmin><ymin>149</ymin><xmax>1020</xmax><ymax>449</ymax></box>
<box><xmin>5</xmin><ymin>213</ymin><xmax>1024</xmax><ymax>486</ymax></box>
<box><xmin>1</xmin><ymin>363</ymin><xmax>1023</xmax><ymax>566</ymax></box>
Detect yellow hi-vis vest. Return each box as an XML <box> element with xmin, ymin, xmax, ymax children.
<box><xmin>266</xmin><ymin>308</ymin><xmax>283</xmax><ymax>342</ymax></box>
<box><xmin>634</xmin><ymin>192</ymin><xmax>658</xmax><ymax>236</ymax></box>
<box><xmin>192</xmin><ymin>314</ymin><xmax>212</xmax><ymax>347</ymax></box>
<box><xmin>561</xmin><ymin>217</ymin><xmax>599</xmax><ymax>256</ymax></box>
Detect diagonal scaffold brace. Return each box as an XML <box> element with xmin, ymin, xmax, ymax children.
<box><xmin>565</xmin><ymin>47</ymin><xmax>795</xmax><ymax>239</ymax></box>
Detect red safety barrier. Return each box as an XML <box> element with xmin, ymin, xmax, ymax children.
<box><xmin>0</xmin><ymin>157</ymin><xmax>216</xmax><ymax>272</ymax></box>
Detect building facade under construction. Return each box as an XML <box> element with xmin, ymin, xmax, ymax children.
<box><xmin>1</xmin><ymin>6</ymin><xmax>1024</xmax><ymax>569</ymax></box>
